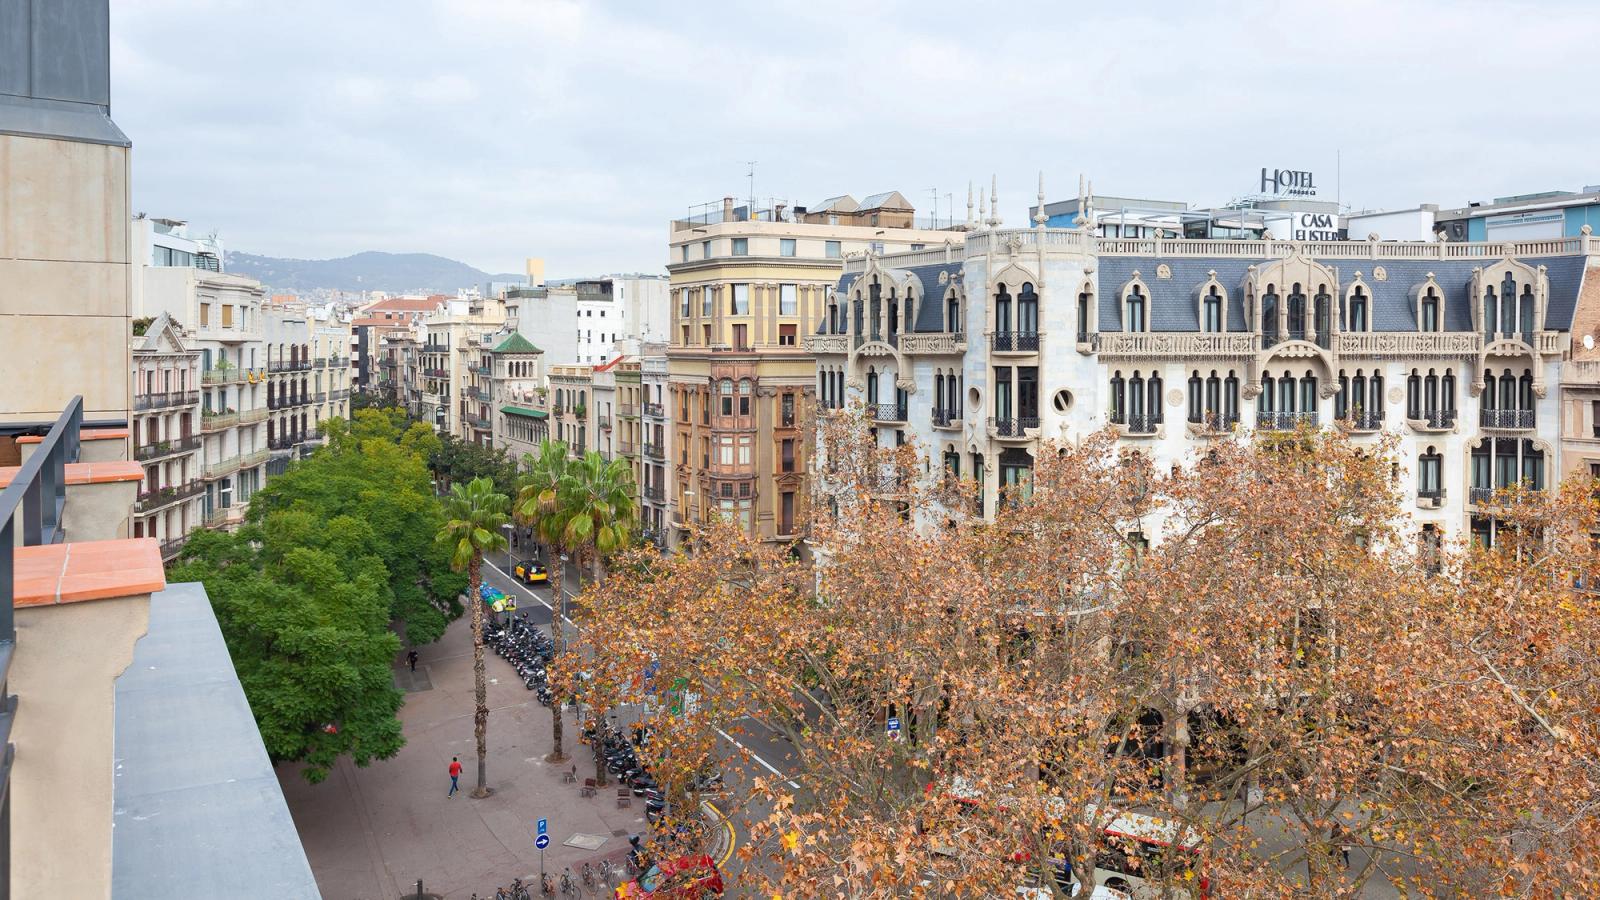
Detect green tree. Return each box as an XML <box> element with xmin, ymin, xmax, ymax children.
<box><xmin>436</xmin><ymin>476</ymin><xmax>510</xmax><ymax>797</ymax></box>
<box><xmin>431</xmin><ymin>433</ymin><xmax>517</xmax><ymax>497</ymax></box>
<box><xmin>168</xmin><ymin>520</ymin><xmax>404</xmax><ymax>783</ymax></box>
<box><xmin>557</xmin><ymin>449</ymin><xmax>637</xmax><ymax>786</ymax></box>
<box><xmin>515</xmin><ymin>439</ymin><xmax>574</xmax><ymax>762</ymax></box>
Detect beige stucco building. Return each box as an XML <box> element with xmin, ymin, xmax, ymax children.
<box><xmin>666</xmin><ymin>194</ymin><xmax>960</xmax><ymax>546</ymax></box>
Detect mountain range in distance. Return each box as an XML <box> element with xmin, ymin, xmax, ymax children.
<box><xmin>226</xmin><ymin>250</ymin><xmax>526</xmax><ymax>295</ymax></box>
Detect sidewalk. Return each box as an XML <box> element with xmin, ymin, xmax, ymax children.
<box><xmin>277</xmin><ymin>608</ymin><xmax>649</xmax><ymax>900</ymax></box>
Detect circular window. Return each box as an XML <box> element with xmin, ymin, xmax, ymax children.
<box><xmin>968</xmin><ymin>386</ymin><xmax>982</xmax><ymax>408</ymax></box>
<box><xmin>1052</xmin><ymin>390</ymin><xmax>1073</xmax><ymax>413</ymax></box>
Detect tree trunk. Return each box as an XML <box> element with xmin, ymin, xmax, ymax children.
<box><xmin>546</xmin><ymin>551</ymin><xmax>568</xmax><ymax>763</ymax></box>
<box><xmin>594</xmin><ymin>705</ymin><xmax>609</xmax><ymax>788</ymax></box>
<box><xmin>469</xmin><ymin>554</ymin><xmax>490</xmax><ymax>797</ymax></box>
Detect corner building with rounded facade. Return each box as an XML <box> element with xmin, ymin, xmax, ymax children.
<box><xmin>810</xmin><ymin>225</ymin><xmax>1600</xmax><ymax>549</ymax></box>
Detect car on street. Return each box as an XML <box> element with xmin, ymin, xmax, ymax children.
<box><xmin>614</xmin><ymin>854</ymin><xmax>723</xmax><ymax>898</ymax></box>
<box><xmin>513</xmin><ymin>558</ymin><xmax>548</xmax><ymax>584</ymax></box>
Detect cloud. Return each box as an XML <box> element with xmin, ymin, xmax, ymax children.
<box><xmin>111</xmin><ymin>0</ymin><xmax>1600</xmax><ymax>279</ymax></box>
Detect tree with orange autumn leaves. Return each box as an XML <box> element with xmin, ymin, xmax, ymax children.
<box><xmin>565</xmin><ymin>408</ymin><xmax>1599</xmax><ymax>899</ymax></box>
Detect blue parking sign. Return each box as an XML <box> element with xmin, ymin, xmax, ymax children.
<box><xmin>537</xmin><ymin>817</ymin><xmax>548</xmax><ymax>836</ymax></box>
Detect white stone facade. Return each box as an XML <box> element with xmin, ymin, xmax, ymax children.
<box><xmin>811</xmin><ymin>227</ymin><xmax>1600</xmax><ymax>548</ymax></box>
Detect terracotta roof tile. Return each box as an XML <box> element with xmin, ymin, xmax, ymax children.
<box><xmin>16</xmin><ymin>428</ymin><xmax>128</xmax><ymax>445</ymax></box>
<box><xmin>12</xmin><ymin>539</ymin><xmax>166</xmax><ymax>607</ymax></box>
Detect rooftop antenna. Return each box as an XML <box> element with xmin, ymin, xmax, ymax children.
<box><xmin>746</xmin><ymin>161</ymin><xmax>757</xmax><ymax>217</ymax></box>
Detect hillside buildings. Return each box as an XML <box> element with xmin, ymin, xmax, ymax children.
<box><xmin>665</xmin><ymin>192</ymin><xmax>959</xmax><ymax>548</ymax></box>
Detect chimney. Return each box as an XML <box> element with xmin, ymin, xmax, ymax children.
<box><xmin>722</xmin><ymin>196</ymin><xmax>735</xmax><ymax>221</ymax></box>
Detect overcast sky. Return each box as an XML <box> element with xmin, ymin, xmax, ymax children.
<box><xmin>111</xmin><ymin>0</ymin><xmax>1598</xmax><ymax>279</ymax></box>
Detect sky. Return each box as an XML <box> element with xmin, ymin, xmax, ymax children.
<box><xmin>112</xmin><ymin>0</ymin><xmax>1600</xmax><ymax>279</ymax></box>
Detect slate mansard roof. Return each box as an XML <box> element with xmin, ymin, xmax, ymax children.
<box><xmin>825</xmin><ymin>263</ymin><xmax>964</xmax><ymax>334</ymax></box>
<box><xmin>825</xmin><ymin>251</ymin><xmax>1589</xmax><ymax>338</ymax></box>
<box><xmin>1095</xmin><ymin>255</ymin><xmax>1588</xmax><ymax>333</ymax></box>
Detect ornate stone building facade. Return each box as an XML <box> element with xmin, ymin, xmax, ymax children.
<box><xmin>811</xmin><ymin>197</ymin><xmax>1600</xmax><ymax>548</ymax></box>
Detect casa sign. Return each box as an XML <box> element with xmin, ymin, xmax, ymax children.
<box><xmin>1293</xmin><ymin>213</ymin><xmax>1341</xmax><ymax>241</ymax></box>
<box><xmin>1260</xmin><ymin>168</ymin><xmax>1318</xmax><ymax>198</ymax></box>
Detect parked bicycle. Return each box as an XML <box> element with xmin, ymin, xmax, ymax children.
<box><xmin>560</xmin><ymin>869</ymin><xmax>578</xmax><ymax>897</ymax></box>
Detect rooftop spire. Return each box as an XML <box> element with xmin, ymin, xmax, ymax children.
<box><xmin>988</xmin><ymin>174</ymin><xmax>1000</xmax><ymax>227</ymax></box>
<box><xmin>966</xmin><ymin>181</ymin><xmax>974</xmax><ymax>227</ymax></box>
<box><xmin>1034</xmin><ymin>171</ymin><xmax>1048</xmax><ymax>227</ymax></box>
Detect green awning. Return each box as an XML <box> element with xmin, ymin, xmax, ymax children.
<box><xmin>500</xmin><ymin>405</ymin><xmax>548</xmax><ymax>419</ymax></box>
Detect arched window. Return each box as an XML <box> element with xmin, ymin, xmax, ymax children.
<box><xmin>1147</xmin><ymin>372</ymin><xmax>1164</xmax><ymax>424</ymax></box>
<box><xmin>1441</xmin><ymin>369</ymin><xmax>1456</xmax><ymax>413</ymax></box>
<box><xmin>1125</xmin><ymin>285</ymin><xmax>1147</xmax><ymax>333</ymax></box>
<box><xmin>1019</xmin><ymin>283</ymin><xmax>1039</xmax><ymax>335</ymax></box>
<box><xmin>1313</xmin><ymin>286</ymin><xmax>1332</xmax><ymax>346</ymax></box>
<box><xmin>1298</xmin><ymin>370</ymin><xmax>1317</xmax><ymax>416</ymax></box>
<box><xmin>1522</xmin><ymin>439</ymin><xmax>1545</xmax><ymax>490</ymax></box>
<box><xmin>1187</xmin><ymin>371</ymin><xmax>1203</xmax><ymax>422</ymax></box>
<box><xmin>1369</xmin><ymin>371</ymin><xmax>1384</xmax><ymax>421</ymax></box>
<box><xmin>1518</xmin><ymin>369</ymin><xmax>1534</xmax><ymax>412</ymax></box>
<box><xmin>1349</xmin><ymin>286</ymin><xmax>1369</xmax><ymax>332</ymax></box>
<box><xmin>1424</xmin><ymin>369</ymin><xmax>1439</xmax><ymax>414</ymax></box>
<box><xmin>1287</xmin><ymin>284</ymin><xmax>1307</xmax><ymax>339</ymax></box>
<box><xmin>852</xmin><ymin>292</ymin><xmax>864</xmax><ymax>335</ymax></box>
<box><xmin>828</xmin><ymin>300</ymin><xmax>839</xmax><ymax>334</ymax></box>
<box><xmin>995</xmin><ymin>285</ymin><xmax>1013</xmax><ymax>333</ymax></box>
<box><xmin>739</xmin><ymin>378</ymin><xmax>752</xmax><ymax>415</ymax></box>
<box><xmin>1418</xmin><ymin>446</ymin><xmax>1443</xmax><ymax>498</ymax></box>
<box><xmin>1206</xmin><ymin>370</ymin><xmax>1221</xmax><ymax>422</ymax></box>
<box><xmin>1109</xmin><ymin>371</ymin><xmax>1126</xmax><ymax>424</ymax></box>
<box><xmin>1202</xmin><ymin>286</ymin><xmax>1223</xmax><ymax>333</ymax></box>
<box><xmin>719</xmin><ymin>378</ymin><xmax>734</xmax><ymax>416</ymax></box>
<box><xmin>1129</xmin><ymin>371</ymin><xmax>1146</xmax><ymax>419</ymax></box>
<box><xmin>934</xmin><ymin>372</ymin><xmax>945</xmax><ymax>418</ymax></box>
<box><xmin>1406</xmin><ymin>370</ymin><xmax>1421</xmax><ymax>419</ymax></box>
<box><xmin>1351</xmin><ymin>369</ymin><xmax>1368</xmax><ymax>417</ymax></box>
<box><xmin>1077</xmin><ymin>291</ymin><xmax>1092</xmax><ymax>340</ymax></box>
<box><xmin>1500</xmin><ymin>274</ymin><xmax>1518</xmax><ymax>334</ymax></box>
<box><xmin>1420</xmin><ymin>287</ymin><xmax>1439</xmax><ymax>332</ymax></box>
<box><xmin>1262</xmin><ymin>284</ymin><xmax>1280</xmax><ymax>343</ymax></box>
<box><xmin>866</xmin><ymin>368</ymin><xmax>879</xmax><ymax>405</ymax></box>
<box><xmin>1260</xmin><ymin>374</ymin><xmax>1276</xmax><ymax>413</ymax></box>
<box><xmin>903</xmin><ymin>290</ymin><xmax>914</xmax><ymax>337</ymax></box>
<box><xmin>1338</xmin><ymin>371</ymin><xmax>1352</xmax><ymax>420</ymax></box>
<box><xmin>1223</xmin><ymin>371</ymin><xmax>1239</xmax><ymax>422</ymax></box>
<box><xmin>946</xmin><ymin>292</ymin><xmax>960</xmax><ymax>333</ymax></box>
<box><xmin>1519</xmin><ymin>284</ymin><xmax>1536</xmax><ymax>337</ymax></box>
<box><xmin>1482</xmin><ymin>285</ymin><xmax>1498</xmax><ymax>340</ymax></box>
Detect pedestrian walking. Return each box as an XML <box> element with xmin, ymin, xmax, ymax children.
<box><xmin>448</xmin><ymin>756</ymin><xmax>462</xmax><ymax>797</ymax></box>
<box><xmin>406</xmin><ymin>649</ymin><xmax>419</xmax><ymax>672</ymax></box>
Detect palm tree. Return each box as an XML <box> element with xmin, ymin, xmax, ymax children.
<box><xmin>515</xmin><ymin>439</ymin><xmax>573</xmax><ymax>762</ymax></box>
<box><xmin>436</xmin><ymin>476</ymin><xmax>509</xmax><ymax>797</ymax></box>
<box><xmin>558</xmin><ymin>450</ymin><xmax>638</xmax><ymax>786</ymax></box>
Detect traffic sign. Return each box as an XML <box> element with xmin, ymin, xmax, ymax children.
<box><xmin>537</xmin><ymin>817</ymin><xmax>548</xmax><ymax>836</ymax></box>
<box><xmin>887</xmin><ymin>717</ymin><xmax>901</xmax><ymax>741</ymax></box>
<box><xmin>535</xmin><ymin>834</ymin><xmax>550</xmax><ymax>850</ymax></box>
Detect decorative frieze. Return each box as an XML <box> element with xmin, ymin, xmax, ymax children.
<box><xmin>1095</xmin><ymin>332</ymin><xmax>1257</xmax><ymax>359</ymax></box>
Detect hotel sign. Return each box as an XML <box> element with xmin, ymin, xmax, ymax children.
<box><xmin>1260</xmin><ymin>168</ymin><xmax>1318</xmax><ymax>197</ymax></box>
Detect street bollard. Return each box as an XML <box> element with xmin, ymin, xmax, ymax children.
<box><xmin>414</xmin><ymin>878</ymin><xmax>424</xmax><ymax>900</ymax></box>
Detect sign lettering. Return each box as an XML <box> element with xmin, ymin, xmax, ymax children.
<box><xmin>1293</xmin><ymin>212</ymin><xmax>1341</xmax><ymax>241</ymax></box>
<box><xmin>1260</xmin><ymin>168</ymin><xmax>1318</xmax><ymax>198</ymax></box>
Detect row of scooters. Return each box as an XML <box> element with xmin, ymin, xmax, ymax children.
<box><xmin>491</xmin><ymin>614</ymin><xmax>555</xmax><ymax>707</ymax></box>
<box><xmin>584</xmin><ymin>720</ymin><xmax>726</xmax><ymax>825</ymax></box>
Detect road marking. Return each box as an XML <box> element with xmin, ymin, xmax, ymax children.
<box><xmin>486</xmin><ymin>560</ymin><xmax>576</xmax><ymax>626</ymax></box>
<box><xmin>714</xmin><ymin>727</ymin><xmax>800</xmax><ymax>790</ymax></box>
<box><xmin>704</xmin><ymin>800</ymin><xmax>737</xmax><ymax>870</ymax></box>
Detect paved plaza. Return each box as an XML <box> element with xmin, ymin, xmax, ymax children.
<box><xmin>277</xmin><ymin>601</ymin><xmax>652</xmax><ymax>900</ymax></box>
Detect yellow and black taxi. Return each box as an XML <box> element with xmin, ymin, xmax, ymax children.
<box><xmin>513</xmin><ymin>558</ymin><xmax>549</xmax><ymax>585</ymax></box>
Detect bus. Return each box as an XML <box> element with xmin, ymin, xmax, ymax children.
<box><xmin>1075</xmin><ymin>805</ymin><xmax>1209</xmax><ymax>899</ymax></box>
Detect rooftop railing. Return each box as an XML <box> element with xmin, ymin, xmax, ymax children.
<box><xmin>0</xmin><ymin>397</ymin><xmax>84</xmax><ymax>894</ymax></box>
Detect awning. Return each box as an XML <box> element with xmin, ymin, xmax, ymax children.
<box><xmin>500</xmin><ymin>405</ymin><xmax>548</xmax><ymax>419</ymax></box>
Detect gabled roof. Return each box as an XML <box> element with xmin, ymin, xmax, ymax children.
<box><xmin>492</xmin><ymin>332</ymin><xmax>541</xmax><ymax>354</ymax></box>
<box><xmin>135</xmin><ymin>312</ymin><xmax>191</xmax><ymax>354</ymax></box>
<box><xmin>859</xmin><ymin>191</ymin><xmax>911</xmax><ymax>211</ymax></box>
<box><xmin>811</xmin><ymin>195</ymin><xmax>858</xmax><ymax>213</ymax></box>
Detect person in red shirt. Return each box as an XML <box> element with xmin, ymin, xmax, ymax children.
<box><xmin>448</xmin><ymin>757</ymin><xmax>463</xmax><ymax>797</ymax></box>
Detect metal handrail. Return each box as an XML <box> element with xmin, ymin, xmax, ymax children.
<box><xmin>0</xmin><ymin>397</ymin><xmax>81</xmax><ymax>894</ymax></box>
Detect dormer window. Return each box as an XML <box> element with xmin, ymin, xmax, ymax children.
<box><xmin>1482</xmin><ymin>284</ymin><xmax>1498</xmax><ymax>341</ymax></box>
<box><xmin>1287</xmin><ymin>283</ymin><xmax>1307</xmax><ymax>340</ymax></box>
<box><xmin>1202</xmin><ymin>286</ymin><xmax>1223</xmax><ymax>333</ymax></box>
<box><xmin>1077</xmin><ymin>289</ymin><xmax>1093</xmax><ymax>340</ymax></box>
<box><xmin>1313</xmin><ymin>286</ymin><xmax>1332</xmax><ymax>348</ymax></box>
<box><xmin>1419</xmin><ymin>287</ymin><xmax>1439</xmax><ymax>332</ymax></box>
<box><xmin>1519</xmin><ymin>283</ymin><xmax>1535</xmax><ymax>337</ymax></box>
<box><xmin>1349</xmin><ymin>286</ymin><xmax>1370</xmax><ymax>332</ymax></box>
<box><xmin>1499</xmin><ymin>274</ymin><xmax>1518</xmax><ymax>335</ymax></box>
<box><xmin>945</xmin><ymin>290</ymin><xmax>960</xmax><ymax>333</ymax></box>
<box><xmin>1124</xmin><ymin>284</ymin><xmax>1147</xmax><ymax>333</ymax></box>
<box><xmin>1262</xmin><ymin>284</ymin><xmax>1280</xmax><ymax>344</ymax></box>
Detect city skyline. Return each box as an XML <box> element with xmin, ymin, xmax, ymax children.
<box><xmin>113</xmin><ymin>0</ymin><xmax>1600</xmax><ymax>278</ymax></box>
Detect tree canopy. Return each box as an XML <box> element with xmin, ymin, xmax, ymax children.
<box><xmin>571</xmin><ymin>412</ymin><xmax>1600</xmax><ymax>899</ymax></box>
<box><xmin>169</xmin><ymin>408</ymin><xmax>467</xmax><ymax>781</ymax></box>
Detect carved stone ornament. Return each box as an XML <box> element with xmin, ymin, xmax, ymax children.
<box><xmin>1387</xmin><ymin>386</ymin><xmax>1404</xmax><ymax>404</ymax></box>
<box><xmin>1155</xmin><ymin>264</ymin><xmax>1172</xmax><ymax>280</ymax></box>
<box><xmin>755</xmin><ymin>386</ymin><xmax>778</xmax><ymax>398</ymax></box>
<box><xmin>1006</xmin><ymin>234</ymin><xmax>1024</xmax><ymax>256</ymax></box>
<box><xmin>1372</xmin><ymin>266</ymin><xmax>1388</xmax><ymax>282</ymax></box>
<box><xmin>938</xmin><ymin>271</ymin><xmax>949</xmax><ymax>285</ymax></box>
<box><xmin>1241</xmin><ymin>381</ymin><xmax>1262</xmax><ymax>400</ymax></box>
<box><xmin>1166</xmin><ymin>388</ymin><xmax>1184</xmax><ymax>407</ymax></box>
